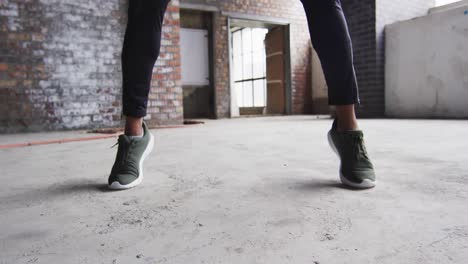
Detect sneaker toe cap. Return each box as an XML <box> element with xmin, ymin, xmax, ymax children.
<box><xmin>108</xmin><ymin>173</ymin><xmax>138</xmax><ymax>186</ymax></box>
<box><xmin>341</xmin><ymin>169</ymin><xmax>376</xmax><ymax>189</ymax></box>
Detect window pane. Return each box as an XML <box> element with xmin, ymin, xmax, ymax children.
<box><xmin>232</xmin><ymin>28</ymin><xmax>269</xmax><ymax>110</ymax></box>
<box><xmin>233</xmin><ymin>31</ymin><xmax>242</xmax><ymax>58</ymax></box>
<box><xmin>253</xmin><ymin>79</ymin><xmax>266</xmax><ymax>107</ymax></box>
<box><xmin>243</xmin><ymin>81</ymin><xmax>254</xmax><ymax>107</ymax></box>
<box><xmin>251</xmin><ymin>28</ymin><xmax>267</xmax><ymax>52</ymax></box>
<box><xmin>233</xmin><ymin>55</ymin><xmax>242</xmax><ymax>81</ymax></box>
<box><xmin>236</xmin><ymin>82</ymin><xmax>244</xmax><ymax>107</ymax></box>
<box><xmin>243</xmin><ymin>51</ymin><xmax>253</xmax><ymax>79</ymax></box>
<box><xmin>232</xmin><ymin>31</ymin><xmax>242</xmax><ymax>81</ymax></box>
<box><xmin>242</xmin><ymin>28</ymin><xmax>252</xmax><ymax>55</ymax></box>
<box><xmin>252</xmin><ymin>51</ymin><xmax>265</xmax><ymax>78</ymax></box>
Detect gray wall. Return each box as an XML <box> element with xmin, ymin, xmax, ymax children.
<box><xmin>376</xmin><ymin>0</ymin><xmax>435</xmax><ymax>116</ymax></box>
<box><xmin>342</xmin><ymin>0</ymin><xmax>435</xmax><ymax>117</ymax></box>
<box><xmin>385</xmin><ymin>5</ymin><xmax>468</xmax><ymax>118</ymax></box>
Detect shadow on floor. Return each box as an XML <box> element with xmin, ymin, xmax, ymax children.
<box><xmin>1</xmin><ymin>179</ymin><xmax>127</xmax><ymax>208</ymax></box>
<box><xmin>292</xmin><ymin>180</ymin><xmax>368</xmax><ymax>191</ymax></box>
<box><xmin>266</xmin><ymin>178</ymin><xmax>371</xmax><ymax>193</ymax></box>
<box><xmin>54</xmin><ymin>181</ymin><xmax>114</xmax><ymax>193</ymax></box>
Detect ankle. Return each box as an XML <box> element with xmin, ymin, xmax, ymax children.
<box><xmin>337</xmin><ymin>120</ymin><xmax>359</xmax><ymax>132</ymax></box>
<box><xmin>124</xmin><ymin>116</ymin><xmax>143</xmax><ymax>136</ymax></box>
<box><xmin>125</xmin><ymin>127</ymin><xmax>143</xmax><ymax>137</ymax></box>
<box><xmin>334</xmin><ymin>104</ymin><xmax>359</xmax><ymax>131</ymax></box>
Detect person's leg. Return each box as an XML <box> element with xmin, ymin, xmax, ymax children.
<box><xmin>108</xmin><ymin>0</ymin><xmax>170</xmax><ymax>190</ymax></box>
<box><xmin>335</xmin><ymin>104</ymin><xmax>358</xmax><ymax>131</ymax></box>
<box><xmin>121</xmin><ymin>0</ymin><xmax>171</xmax><ymax>136</ymax></box>
<box><xmin>300</xmin><ymin>0</ymin><xmax>376</xmax><ymax>188</ymax></box>
<box><xmin>300</xmin><ymin>0</ymin><xmax>359</xmax><ymax>131</ymax></box>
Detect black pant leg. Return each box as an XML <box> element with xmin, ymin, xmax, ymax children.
<box><xmin>300</xmin><ymin>0</ymin><xmax>360</xmax><ymax>105</ymax></box>
<box><xmin>121</xmin><ymin>0</ymin><xmax>171</xmax><ymax>117</ymax></box>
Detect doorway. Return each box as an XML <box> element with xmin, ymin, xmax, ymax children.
<box><xmin>229</xmin><ymin>18</ymin><xmax>291</xmax><ymax>117</ymax></box>
<box><xmin>180</xmin><ymin>9</ymin><xmax>215</xmax><ymax>119</ymax></box>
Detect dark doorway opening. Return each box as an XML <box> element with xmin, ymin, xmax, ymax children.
<box><xmin>180</xmin><ymin>9</ymin><xmax>215</xmax><ymax>119</ymax></box>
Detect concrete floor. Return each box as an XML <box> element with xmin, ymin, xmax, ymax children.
<box><xmin>1</xmin><ymin>116</ymin><xmax>467</xmax><ymax>264</ymax></box>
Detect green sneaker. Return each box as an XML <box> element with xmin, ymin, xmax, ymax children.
<box><xmin>108</xmin><ymin>122</ymin><xmax>154</xmax><ymax>190</ymax></box>
<box><xmin>327</xmin><ymin>119</ymin><xmax>376</xmax><ymax>189</ymax></box>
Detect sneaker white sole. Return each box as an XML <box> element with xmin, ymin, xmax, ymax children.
<box><xmin>108</xmin><ymin>132</ymin><xmax>155</xmax><ymax>190</ymax></box>
<box><xmin>327</xmin><ymin>131</ymin><xmax>376</xmax><ymax>189</ymax></box>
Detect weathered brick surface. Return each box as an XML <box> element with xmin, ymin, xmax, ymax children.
<box><xmin>0</xmin><ymin>0</ymin><xmax>182</xmax><ymax>132</ymax></box>
<box><xmin>147</xmin><ymin>0</ymin><xmax>184</xmax><ymax>127</ymax></box>
<box><xmin>341</xmin><ymin>0</ymin><xmax>379</xmax><ymax>117</ymax></box>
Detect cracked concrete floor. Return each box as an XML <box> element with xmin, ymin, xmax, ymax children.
<box><xmin>1</xmin><ymin>116</ymin><xmax>468</xmax><ymax>264</ymax></box>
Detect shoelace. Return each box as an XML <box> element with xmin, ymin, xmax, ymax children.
<box><xmin>349</xmin><ymin>134</ymin><xmax>370</xmax><ymax>161</ymax></box>
<box><xmin>111</xmin><ymin>138</ymin><xmax>139</xmax><ymax>175</ymax></box>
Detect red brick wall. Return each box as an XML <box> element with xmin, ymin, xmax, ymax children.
<box><xmin>147</xmin><ymin>0</ymin><xmax>184</xmax><ymax>127</ymax></box>
<box><xmin>212</xmin><ymin>14</ymin><xmax>230</xmax><ymax>118</ymax></box>
<box><xmin>0</xmin><ymin>0</ymin><xmax>183</xmax><ymax>132</ymax></box>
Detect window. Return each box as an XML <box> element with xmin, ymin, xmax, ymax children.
<box><xmin>232</xmin><ymin>28</ymin><xmax>268</xmax><ymax>107</ymax></box>
<box><xmin>180</xmin><ymin>28</ymin><xmax>209</xmax><ymax>86</ymax></box>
